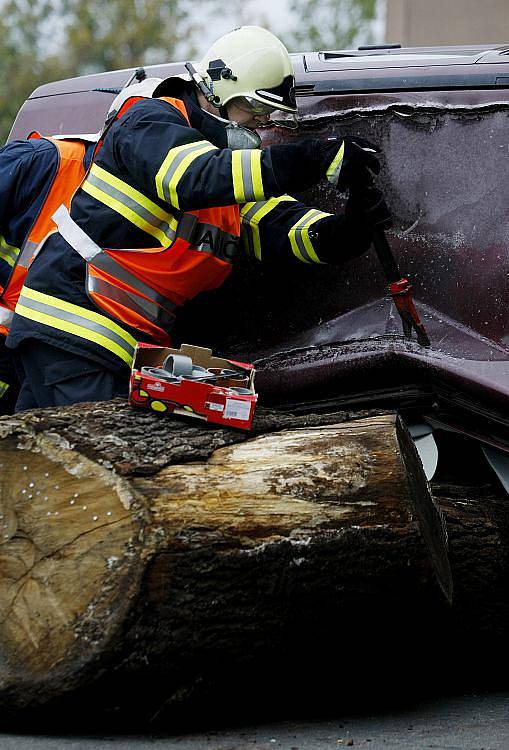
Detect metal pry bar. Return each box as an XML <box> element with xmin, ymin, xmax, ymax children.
<box><xmin>372</xmin><ymin>228</ymin><xmax>431</xmax><ymax>347</ymax></box>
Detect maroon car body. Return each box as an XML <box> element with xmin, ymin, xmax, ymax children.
<box><xmin>8</xmin><ymin>44</ymin><xmax>509</xmax><ymax>457</ymax></box>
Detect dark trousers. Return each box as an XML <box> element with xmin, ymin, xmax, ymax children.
<box><xmin>13</xmin><ymin>339</ymin><xmax>129</xmax><ymax>412</ymax></box>
<box><xmin>0</xmin><ymin>335</ymin><xmax>19</xmax><ymax>416</ymax></box>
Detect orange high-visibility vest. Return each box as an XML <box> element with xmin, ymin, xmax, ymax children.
<box><xmin>0</xmin><ymin>136</ymin><xmax>87</xmax><ymax>335</ymax></box>
<box><xmin>52</xmin><ymin>96</ymin><xmax>241</xmax><ymax>346</ymax></box>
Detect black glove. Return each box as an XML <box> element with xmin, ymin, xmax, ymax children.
<box><xmin>268</xmin><ymin>136</ymin><xmax>380</xmax><ymax>194</ymax></box>
<box><xmin>347</xmin><ymin>186</ymin><xmax>393</xmax><ymax>231</ymax></box>
<box><xmin>309</xmin><ymin>213</ymin><xmax>372</xmax><ymax>265</ymax></box>
<box><xmin>310</xmin><ymin>188</ymin><xmax>392</xmax><ymax>265</ymax></box>
<box><xmin>321</xmin><ymin>136</ymin><xmax>381</xmax><ymax>191</ymax></box>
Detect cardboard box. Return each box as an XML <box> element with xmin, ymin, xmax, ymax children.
<box><xmin>129</xmin><ymin>343</ymin><xmax>258</xmax><ymax>430</ymax></box>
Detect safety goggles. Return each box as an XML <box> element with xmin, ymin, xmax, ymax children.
<box><xmin>235</xmin><ymin>97</ymin><xmax>277</xmax><ymax>116</ymax></box>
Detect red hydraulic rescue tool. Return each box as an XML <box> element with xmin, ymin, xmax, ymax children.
<box><xmin>371</xmin><ymin>227</ymin><xmax>431</xmax><ymax>347</ymax></box>
<box><xmin>328</xmin><ymin>134</ymin><xmax>431</xmax><ymax>347</ymax></box>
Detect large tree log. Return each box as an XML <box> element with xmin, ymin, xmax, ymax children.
<box><xmin>0</xmin><ymin>401</ymin><xmax>464</xmax><ymax>727</ymax></box>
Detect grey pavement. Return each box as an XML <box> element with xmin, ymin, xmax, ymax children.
<box><xmin>1</xmin><ymin>692</ymin><xmax>509</xmax><ymax>749</ymax></box>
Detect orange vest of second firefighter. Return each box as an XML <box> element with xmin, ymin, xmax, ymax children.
<box><xmin>0</xmin><ymin>137</ymin><xmax>87</xmax><ymax>335</ymax></box>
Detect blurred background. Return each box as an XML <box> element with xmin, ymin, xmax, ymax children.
<box><xmin>1</xmin><ymin>0</ymin><xmax>508</xmax><ymax>143</ymax></box>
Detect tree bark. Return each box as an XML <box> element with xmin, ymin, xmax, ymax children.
<box><xmin>0</xmin><ymin>400</ymin><xmax>473</xmax><ymax>726</ymax></box>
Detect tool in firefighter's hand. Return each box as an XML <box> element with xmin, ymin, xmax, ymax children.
<box><xmin>372</xmin><ymin>228</ymin><xmax>431</xmax><ymax>348</ymax></box>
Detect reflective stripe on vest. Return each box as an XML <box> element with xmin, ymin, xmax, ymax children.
<box><xmin>52</xmin><ymin>204</ymin><xmax>239</xmax><ymax>334</ymax></box>
<box><xmin>53</xmin><ymin>204</ymin><xmax>179</xmax><ymax>332</ymax></box>
<box><xmin>0</xmin><ymin>236</ymin><xmax>20</xmax><ymax>269</ymax></box>
<box><xmin>0</xmin><ymin>380</ymin><xmax>9</xmax><ymax>398</ymax></box>
<box><xmin>87</xmin><ymin>270</ymin><xmax>176</xmax><ymax>333</ymax></box>
<box><xmin>15</xmin><ymin>286</ymin><xmax>136</xmax><ymax>367</ymax></box>
<box><xmin>0</xmin><ymin>138</ymin><xmax>87</xmax><ymax>334</ymax></box>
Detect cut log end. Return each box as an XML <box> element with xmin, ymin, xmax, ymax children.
<box><xmin>0</xmin><ymin>434</ymin><xmax>140</xmax><ymax>701</ymax></box>
<box><xmin>396</xmin><ymin>416</ymin><xmax>453</xmax><ymax>603</ymax></box>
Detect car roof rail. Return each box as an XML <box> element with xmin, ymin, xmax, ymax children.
<box><xmin>358</xmin><ymin>43</ymin><xmax>402</xmax><ymax>51</ymax></box>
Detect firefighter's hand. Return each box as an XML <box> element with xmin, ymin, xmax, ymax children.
<box><xmin>312</xmin><ymin>188</ymin><xmax>392</xmax><ymax>265</ymax></box>
<box><xmin>268</xmin><ymin>137</ymin><xmax>379</xmax><ymax>194</ymax></box>
<box><xmin>310</xmin><ymin>212</ymin><xmax>372</xmax><ymax>264</ymax></box>
<box><xmin>321</xmin><ymin>136</ymin><xmax>381</xmax><ymax>191</ymax></box>
<box><xmin>347</xmin><ymin>186</ymin><xmax>393</xmax><ymax>231</ymax></box>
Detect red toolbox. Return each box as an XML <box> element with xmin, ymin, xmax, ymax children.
<box><xmin>129</xmin><ymin>343</ymin><xmax>258</xmax><ymax>430</ymax></box>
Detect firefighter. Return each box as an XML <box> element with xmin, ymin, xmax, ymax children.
<box><xmin>0</xmin><ymin>78</ymin><xmax>163</xmax><ymax>413</ymax></box>
<box><xmin>0</xmin><ymin>134</ymin><xmax>96</xmax><ymax>413</ymax></box>
<box><xmin>7</xmin><ymin>26</ymin><xmax>390</xmax><ymax>411</ymax></box>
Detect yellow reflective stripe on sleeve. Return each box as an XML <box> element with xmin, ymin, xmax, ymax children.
<box><xmin>250</xmin><ymin>150</ymin><xmax>264</xmax><ymax>201</ymax></box>
<box><xmin>0</xmin><ymin>235</ymin><xmax>20</xmax><ymax>268</ymax></box>
<box><xmin>82</xmin><ymin>164</ymin><xmax>179</xmax><ymax>246</ymax></box>
<box><xmin>15</xmin><ymin>287</ymin><xmax>137</xmax><ymax>367</ymax></box>
<box><xmin>0</xmin><ymin>380</ymin><xmax>9</xmax><ymax>398</ymax></box>
<box><xmin>232</xmin><ymin>151</ymin><xmax>245</xmax><ymax>203</ymax></box>
<box><xmin>325</xmin><ymin>141</ymin><xmax>345</xmax><ymax>184</ymax></box>
<box><xmin>240</xmin><ymin>196</ymin><xmax>296</xmax><ymax>260</ymax></box>
<box><xmin>289</xmin><ymin>209</ymin><xmax>332</xmax><ymax>264</ymax></box>
<box><xmin>155</xmin><ymin>141</ymin><xmax>218</xmax><ymax>210</ymax></box>
<box><xmin>232</xmin><ymin>150</ymin><xmax>265</xmax><ymax>204</ymax></box>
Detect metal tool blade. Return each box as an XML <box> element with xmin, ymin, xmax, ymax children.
<box><xmin>482</xmin><ymin>445</ymin><xmax>509</xmax><ymax>494</ymax></box>
<box><xmin>408</xmin><ymin>422</ymin><xmax>439</xmax><ymax>481</ymax></box>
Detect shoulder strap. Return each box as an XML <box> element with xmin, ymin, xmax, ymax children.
<box><xmin>27</xmin><ymin>138</ymin><xmax>87</xmax><ymax>245</ymax></box>
<box><xmin>44</xmin><ymin>137</ymin><xmax>86</xmax><ymax>163</ymax></box>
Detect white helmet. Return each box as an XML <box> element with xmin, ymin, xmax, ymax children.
<box><xmin>196</xmin><ymin>26</ymin><xmax>297</xmax><ymax>113</ymax></box>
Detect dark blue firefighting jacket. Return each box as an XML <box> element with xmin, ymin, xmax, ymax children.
<box><xmin>6</xmin><ymin>83</ymin><xmax>337</xmax><ymax>372</ymax></box>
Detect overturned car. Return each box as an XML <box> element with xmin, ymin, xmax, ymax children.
<box><xmin>9</xmin><ymin>42</ymin><xmax>509</xmax><ymax>487</ymax></box>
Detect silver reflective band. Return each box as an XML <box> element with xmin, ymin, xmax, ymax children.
<box><xmin>18</xmin><ymin>239</ymin><xmax>42</xmax><ymax>269</ymax></box>
<box><xmin>190</xmin><ymin>222</ymin><xmax>240</xmax><ymax>263</ymax></box>
<box><xmin>85</xmin><ymin>169</ymin><xmax>178</xmax><ymax>245</ymax></box>
<box><xmin>289</xmin><ymin>208</ymin><xmax>329</xmax><ymax>264</ymax></box>
<box><xmin>0</xmin><ymin>308</ymin><xmax>14</xmax><ymax>327</ymax></box>
<box><xmin>54</xmin><ymin>204</ymin><xmax>239</xmax><ymax>266</ymax></box>
<box><xmin>53</xmin><ymin>205</ymin><xmax>179</xmax><ymax>331</ymax></box>
<box><xmin>156</xmin><ymin>141</ymin><xmax>218</xmax><ymax>209</ymax></box>
<box><xmin>90</xmin><ymin>252</ymin><xmax>178</xmax><ymax>312</ymax></box>
<box><xmin>240</xmin><ymin>196</ymin><xmax>297</xmax><ymax>261</ymax></box>
<box><xmin>240</xmin><ymin>150</ymin><xmax>257</xmax><ymax>202</ymax></box>
<box><xmin>52</xmin><ymin>205</ymin><xmax>102</xmax><ymax>261</ymax></box>
<box><xmin>239</xmin><ymin>201</ymin><xmax>263</xmax><ymax>258</ymax></box>
<box><xmin>16</xmin><ymin>288</ymin><xmax>136</xmax><ymax>366</ymax></box>
<box><xmin>87</xmin><ymin>273</ymin><xmax>176</xmax><ymax>332</ymax></box>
